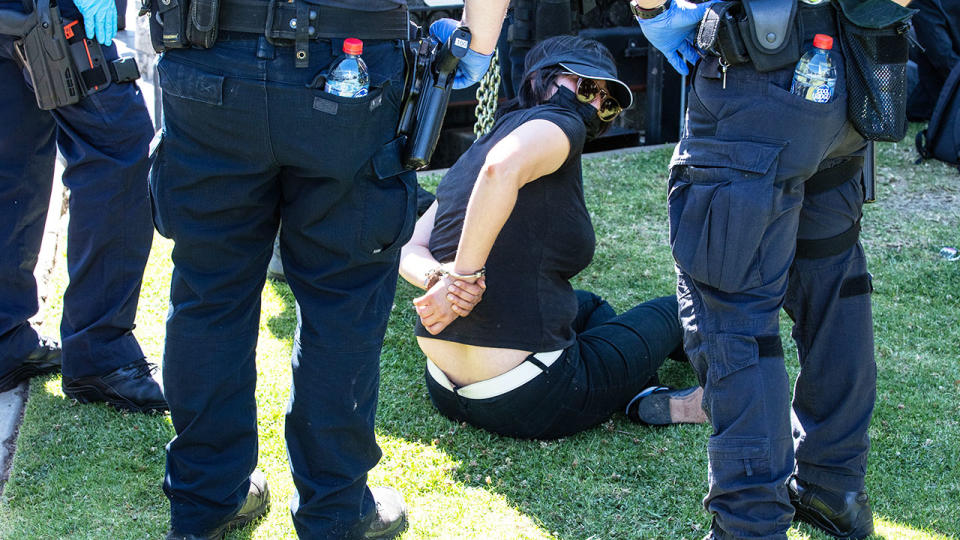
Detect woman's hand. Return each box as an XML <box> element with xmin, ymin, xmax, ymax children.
<box><xmin>413</xmin><ymin>276</ymin><xmax>486</xmax><ymax>334</ymax></box>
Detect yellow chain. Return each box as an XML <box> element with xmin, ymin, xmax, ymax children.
<box><xmin>473</xmin><ymin>48</ymin><xmax>501</xmax><ymax>138</ymax></box>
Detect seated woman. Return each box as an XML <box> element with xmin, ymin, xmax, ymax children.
<box><xmin>398</xmin><ymin>35</ymin><xmax>706</xmax><ymax>440</ymax></box>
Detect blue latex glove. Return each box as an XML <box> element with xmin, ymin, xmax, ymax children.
<box><xmin>74</xmin><ymin>0</ymin><xmax>117</xmax><ymax>46</ymax></box>
<box><xmin>636</xmin><ymin>0</ymin><xmax>717</xmax><ymax>75</ymax></box>
<box><xmin>429</xmin><ymin>18</ymin><xmax>494</xmax><ymax>89</ymax></box>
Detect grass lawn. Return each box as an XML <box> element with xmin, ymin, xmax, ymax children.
<box><xmin>0</xmin><ymin>126</ymin><xmax>957</xmax><ymax>539</ymax></box>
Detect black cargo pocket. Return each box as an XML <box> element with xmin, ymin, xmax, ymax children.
<box><xmin>709</xmin><ymin>333</ymin><xmax>759</xmax><ymax>384</ymax></box>
<box><xmin>668</xmin><ymin>137</ymin><xmax>786</xmax><ymax>293</ymax></box>
<box><xmin>157</xmin><ymin>58</ymin><xmax>224</xmax><ymax>106</ymax></box>
<box><xmin>359</xmin><ymin>169</ymin><xmax>417</xmax><ymax>256</ymax></box>
<box><xmin>839</xmin><ymin>13</ymin><xmax>912</xmax><ymax>141</ymax></box>
<box><xmin>708</xmin><ymin>436</ymin><xmax>771</xmax><ymax>480</ymax></box>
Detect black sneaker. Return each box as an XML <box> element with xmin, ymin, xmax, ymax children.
<box><xmin>62</xmin><ymin>359</ymin><xmax>167</xmax><ymax>413</ymax></box>
<box><xmin>0</xmin><ymin>336</ymin><xmax>62</xmax><ymax>393</ymax></box>
<box><xmin>789</xmin><ymin>475</ymin><xmax>874</xmax><ymax>539</ymax></box>
<box><xmin>625</xmin><ymin>385</ymin><xmax>707</xmax><ymax>425</ymax></box>
<box><xmin>166</xmin><ymin>469</ymin><xmax>270</xmax><ymax>540</ymax></box>
<box><xmin>364</xmin><ymin>486</ymin><xmax>408</xmax><ymax>539</ymax></box>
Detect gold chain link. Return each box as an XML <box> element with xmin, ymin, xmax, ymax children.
<box><xmin>473</xmin><ymin>48</ymin><xmax>501</xmax><ymax>138</ymax></box>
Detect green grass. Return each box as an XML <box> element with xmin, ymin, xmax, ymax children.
<box><xmin>1</xmin><ymin>127</ymin><xmax>958</xmax><ymax>539</ymax></box>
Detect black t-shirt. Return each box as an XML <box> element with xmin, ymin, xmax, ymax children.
<box><xmin>415</xmin><ymin>104</ymin><xmax>594</xmax><ymax>352</ymax></box>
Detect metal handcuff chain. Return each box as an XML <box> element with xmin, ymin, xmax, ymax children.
<box><xmin>473</xmin><ymin>47</ymin><xmax>501</xmax><ymax>138</ymax></box>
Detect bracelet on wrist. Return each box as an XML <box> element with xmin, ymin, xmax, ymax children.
<box><xmin>630</xmin><ymin>0</ymin><xmax>669</xmax><ymax>19</ymax></box>
<box><xmin>423</xmin><ymin>267</ymin><xmax>445</xmax><ymax>289</ymax></box>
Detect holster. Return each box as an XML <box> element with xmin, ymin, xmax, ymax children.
<box><xmin>4</xmin><ymin>0</ymin><xmax>136</xmax><ymax>110</ymax></box>
<box><xmin>7</xmin><ymin>1</ymin><xmax>81</xmax><ymax>109</ymax></box>
<box><xmin>697</xmin><ymin>0</ymin><xmax>800</xmax><ymax>72</ymax></box>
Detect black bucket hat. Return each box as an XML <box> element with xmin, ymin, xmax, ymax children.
<box><xmin>524</xmin><ymin>37</ymin><xmax>634</xmax><ymax>110</ymax></box>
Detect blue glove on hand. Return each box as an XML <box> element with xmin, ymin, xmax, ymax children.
<box><xmin>636</xmin><ymin>0</ymin><xmax>716</xmax><ymax>75</ymax></box>
<box><xmin>74</xmin><ymin>0</ymin><xmax>117</xmax><ymax>46</ymax></box>
<box><xmin>429</xmin><ymin>18</ymin><xmax>494</xmax><ymax>89</ymax></box>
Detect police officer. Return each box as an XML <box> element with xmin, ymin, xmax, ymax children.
<box><xmin>633</xmin><ymin>0</ymin><xmax>914</xmax><ymax>537</ymax></box>
<box><xmin>0</xmin><ymin>0</ymin><xmax>165</xmax><ymax>412</ymax></box>
<box><xmin>153</xmin><ymin>1</ymin><xmax>509</xmax><ymax>538</ymax></box>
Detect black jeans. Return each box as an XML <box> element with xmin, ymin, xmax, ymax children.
<box><xmin>426</xmin><ymin>291</ymin><xmax>682</xmax><ymax>439</ymax></box>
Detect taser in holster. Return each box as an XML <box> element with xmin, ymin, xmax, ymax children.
<box><xmin>0</xmin><ymin>0</ymin><xmax>140</xmax><ymax>110</ymax></box>
<box><xmin>398</xmin><ymin>25</ymin><xmax>471</xmax><ymax>170</ymax></box>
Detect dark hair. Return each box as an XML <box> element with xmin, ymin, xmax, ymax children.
<box><xmin>496</xmin><ymin>35</ymin><xmax>617</xmax><ymax>119</ymax></box>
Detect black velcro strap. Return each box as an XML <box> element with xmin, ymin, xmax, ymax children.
<box><xmin>805</xmin><ymin>156</ymin><xmax>864</xmax><ymax>196</ymax></box>
<box><xmin>219</xmin><ymin>0</ymin><xmax>408</xmax><ymax>41</ymax></box>
<box><xmin>80</xmin><ymin>67</ymin><xmax>108</xmax><ymax>89</ymax></box>
<box><xmin>796</xmin><ymin>220</ymin><xmax>861</xmax><ymax>259</ymax></box>
<box><xmin>839</xmin><ymin>273</ymin><xmax>873</xmax><ymax>298</ymax></box>
<box><xmin>755</xmin><ymin>335</ymin><xmax>783</xmax><ymax>358</ymax></box>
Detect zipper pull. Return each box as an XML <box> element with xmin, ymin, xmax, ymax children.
<box><xmin>720</xmin><ymin>57</ymin><xmax>729</xmax><ymax>90</ymax></box>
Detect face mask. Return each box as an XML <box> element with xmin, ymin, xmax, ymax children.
<box><xmin>548</xmin><ymin>85</ymin><xmax>606</xmax><ymax>141</ymax></box>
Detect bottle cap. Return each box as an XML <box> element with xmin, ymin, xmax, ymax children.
<box><xmin>343</xmin><ymin>38</ymin><xmax>363</xmax><ymax>55</ymax></box>
<box><xmin>813</xmin><ymin>34</ymin><xmax>833</xmax><ymax>50</ymax></box>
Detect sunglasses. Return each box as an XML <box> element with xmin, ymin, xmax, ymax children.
<box><xmin>564</xmin><ymin>74</ymin><xmax>623</xmax><ymax>122</ymax></box>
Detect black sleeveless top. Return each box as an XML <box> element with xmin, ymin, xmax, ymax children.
<box><xmin>414</xmin><ymin>103</ymin><xmax>594</xmax><ymax>352</ymax></box>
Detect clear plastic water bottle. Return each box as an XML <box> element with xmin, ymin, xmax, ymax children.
<box><xmin>791</xmin><ymin>34</ymin><xmax>837</xmax><ymax>103</ymax></box>
<box><xmin>325</xmin><ymin>38</ymin><xmax>369</xmax><ymax>98</ymax></box>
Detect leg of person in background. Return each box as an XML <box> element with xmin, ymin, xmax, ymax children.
<box><xmin>0</xmin><ymin>46</ymin><xmax>63</xmax><ymax>394</ymax></box>
<box><xmin>48</xmin><ymin>33</ymin><xmax>164</xmax><ymax>413</ymax></box>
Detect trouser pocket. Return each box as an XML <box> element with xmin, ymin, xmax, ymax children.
<box><xmin>668</xmin><ymin>137</ymin><xmax>787</xmax><ymax>293</ymax></box>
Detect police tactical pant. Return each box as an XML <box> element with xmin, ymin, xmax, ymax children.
<box><xmin>668</xmin><ymin>49</ymin><xmax>876</xmax><ymax>538</ymax></box>
<box><xmin>0</xmin><ymin>26</ymin><xmax>153</xmax><ymax>378</ymax></box>
<box><xmin>152</xmin><ymin>36</ymin><xmax>416</xmax><ymax>538</ymax></box>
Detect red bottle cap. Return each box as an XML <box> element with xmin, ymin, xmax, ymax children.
<box><xmin>343</xmin><ymin>38</ymin><xmax>363</xmax><ymax>55</ymax></box>
<box><xmin>813</xmin><ymin>34</ymin><xmax>833</xmax><ymax>50</ymax></box>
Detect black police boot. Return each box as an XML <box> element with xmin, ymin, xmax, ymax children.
<box><xmin>166</xmin><ymin>469</ymin><xmax>270</xmax><ymax>540</ymax></box>
<box><xmin>0</xmin><ymin>336</ymin><xmax>62</xmax><ymax>393</ymax></box>
<box><xmin>789</xmin><ymin>475</ymin><xmax>874</xmax><ymax>539</ymax></box>
<box><xmin>364</xmin><ymin>486</ymin><xmax>408</xmax><ymax>539</ymax></box>
<box><xmin>62</xmin><ymin>359</ymin><xmax>167</xmax><ymax>413</ymax></box>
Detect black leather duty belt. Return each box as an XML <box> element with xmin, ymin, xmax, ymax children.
<box><xmin>218</xmin><ymin>0</ymin><xmax>409</xmax><ymax>42</ymax></box>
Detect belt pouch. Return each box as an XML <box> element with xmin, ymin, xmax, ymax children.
<box><xmin>185</xmin><ymin>0</ymin><xmax>218</xmax><ymax>48</ymax></box>
<box><xmin>154</xmin><ymin>0</ymin><xmax>189</xmax><ymax>51</ymax></box>
<box><xmin>697</xmin><ymin>1</ymin><xmax>749</xmax><ymax>65</ymax></box>
<box><xmin>838</xmin><ymin>13</ymin><xmax>912</xmax><ymax>141</ymax></box>
<box><xmin>14</xmin><ymin>4</ymin><xmax>81</xmax><ymax>109</ymax></box>
<box><xmin>738</xmin><ymin>0</ymin><xmax>800</xmax><ymax>72</ymax></box>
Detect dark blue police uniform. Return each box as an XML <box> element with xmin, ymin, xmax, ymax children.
<box><xmin>668</xmin><ymin>1</ymin><xmax>912</xmax><ymax>537</ymax></box>
<box><xmin>0</xmin><ymin>0</ymin><xmax>154</xmax><ymax>386</ymax></box>
<box><xmin>153</xmin><ymin>1</ymin><xmax>417</xmax><ymax>536</ymax></box>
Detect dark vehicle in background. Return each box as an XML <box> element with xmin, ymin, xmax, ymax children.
<box><xmin>410</xmin><ymin>0</ymin><xmax>684</xmax><ymax>169</ymax></box>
